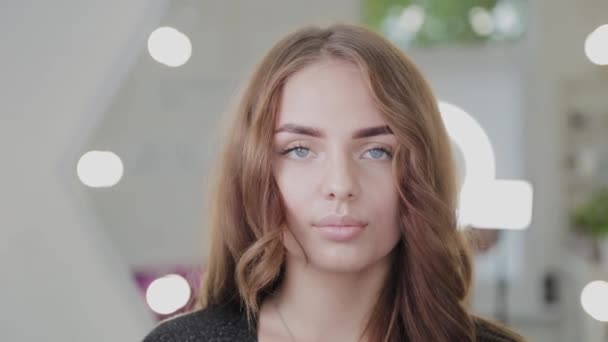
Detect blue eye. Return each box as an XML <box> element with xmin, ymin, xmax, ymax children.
<box><xmin>365</xmin><ymin>147</ymin><xmax>392</xmax><ymax>160</ymax></box>
<box><xmin>281</xmin><ymin>145</ymin><xmax>311</xmax><ymax>159</ymax></box>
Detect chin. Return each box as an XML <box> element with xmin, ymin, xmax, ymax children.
<box><xmin>310</xmin><ymin>253</ymin><xmax>373</xmax><ymax>274</ymax></box>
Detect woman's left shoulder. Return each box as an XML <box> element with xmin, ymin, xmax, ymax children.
<box><xmin>473</xmin><ymin>315</ymin><xmax>527</xmax><ymax>342</ymax></box>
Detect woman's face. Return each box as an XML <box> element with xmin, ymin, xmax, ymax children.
<box><xmin>272</xmin><ymin>59</ymin><xmax>402</xmax><ymax>273</ymax></box>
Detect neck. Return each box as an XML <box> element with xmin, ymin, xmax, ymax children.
<box><xmin>267</xmin><ymin>253</ymin><xmax>392</xmax><ymax>342</ymax></box>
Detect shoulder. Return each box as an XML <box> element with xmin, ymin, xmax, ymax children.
<box><xmin>473</xmin><ymin>316</ymin><xmax>527</xmax><ymax>342</ymax></box>
<box><xmin>142</xmin><ymin>302</ymin><xmax>256</xmax><ymax>342</ymax></box>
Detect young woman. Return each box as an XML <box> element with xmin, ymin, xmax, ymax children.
<box><xmin>143</xmin><ymin>23</ymin><xmax>526</xmax><ymax>342</ymax></box>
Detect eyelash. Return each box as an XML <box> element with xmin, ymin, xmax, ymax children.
<box><xmin>280</xmin><ymin>144</ymin><xmax>393</xmax><ymax>159</ymax></box>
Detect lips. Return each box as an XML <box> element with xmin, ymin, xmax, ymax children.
<box><xmin>312</xmin><ymin>214</ymin><xmax>367</xmax><ymax>242</ymax></box>
<box><xmin>313</xmin><ymin>214</ymin><xmax>368</xmax><ymax>228</ymax></box>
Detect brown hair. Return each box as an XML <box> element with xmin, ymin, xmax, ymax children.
<box><xmin>197</xmin><ymin>23</ymin><xmax>520</xmax><ymax>342</ymax></box>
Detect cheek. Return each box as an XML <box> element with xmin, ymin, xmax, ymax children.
<box><xmin>368</xmin><ymin>179</ymin><xmax>401</xmax><ymax>233</ymax></box>
<box><xmin>365</xmin><ymin>171</ymin><xmax>398</xmax><ymax>205</ymax></box>
<box><xmin>274</xmin><ymin>165</ymin><xmax>315</xmax><ymax>212</ymax></box>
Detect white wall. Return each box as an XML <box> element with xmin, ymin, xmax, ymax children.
<box><xmin>0</xmin><ymin>1</ymin><xmax>168</xmax><ymax>340</ymax></box>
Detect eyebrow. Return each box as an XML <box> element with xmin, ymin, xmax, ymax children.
<box><xmin>274</xmin><ymin>124</ymin><xmax>393</xmax><ymax>139</ymax></box>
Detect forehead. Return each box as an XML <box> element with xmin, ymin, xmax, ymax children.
<box><xmin>276</xmin><ymin>59</ymin><xmax>385</xmax><ymax>132</ymax></box>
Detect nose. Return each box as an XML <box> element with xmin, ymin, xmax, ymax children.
<box><xmin>321</xmin><ymin>153</ymin><xmax>360</xmax><ymax>202</ymax></box>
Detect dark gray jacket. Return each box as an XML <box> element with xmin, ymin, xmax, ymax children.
<box><xmin>143</xmin><ymin>302</ymin><xmax>524</xmax><ymax>342</ymax></box>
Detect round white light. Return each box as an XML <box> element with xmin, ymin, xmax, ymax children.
<box><xmin>77</xmin><ymin>150</ymin><xmax>123</xmax><ymax>188</ymax></box>
<box><xmin>584</xmin><ymin>24</ymin><xmax>608</xmax><ymax>65</ymax></box>
<box><xmin>492</xmin><ymin>1</ymin><xmax>523</xmax><ymax>36</ymax></box>
<box><xmin>469</xmin><ymin>7</ymin><xmax>495</xmax><ymax>36</ymax></box>
<box><xmin>146</xmin><ymin>274</ymin><xmax>192</xmax><ymax>315</ymax></box>
<box><xmin>147</xmin><ymin>26</ymin><xmax>192</xmax><ymax>67</ymax></box>
<box><xmin>397</xmin><ymin>5</ymin><xmax>426</xmax><ymax>34</ymax></box>
<box><xmin>581</xmin><ymin>280</ymin><xmax>608</xmax><ymax>321</ymax></box>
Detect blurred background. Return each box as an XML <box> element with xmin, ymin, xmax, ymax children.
<box><xmin>1</xmin><ymin>0</ymin><xmax>608</xmax><ymax>341</ymax></box>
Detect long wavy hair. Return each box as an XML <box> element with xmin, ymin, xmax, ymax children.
<box><xmin>197</xmin><ymin>23</ymin><xmax>516</xmax><ymax>342</ymax></box>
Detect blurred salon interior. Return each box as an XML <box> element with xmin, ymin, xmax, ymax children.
<box><xmin>1</xmin><ymin>0</ymin><xmax>608</xmax><ymax>341</ymax></box>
